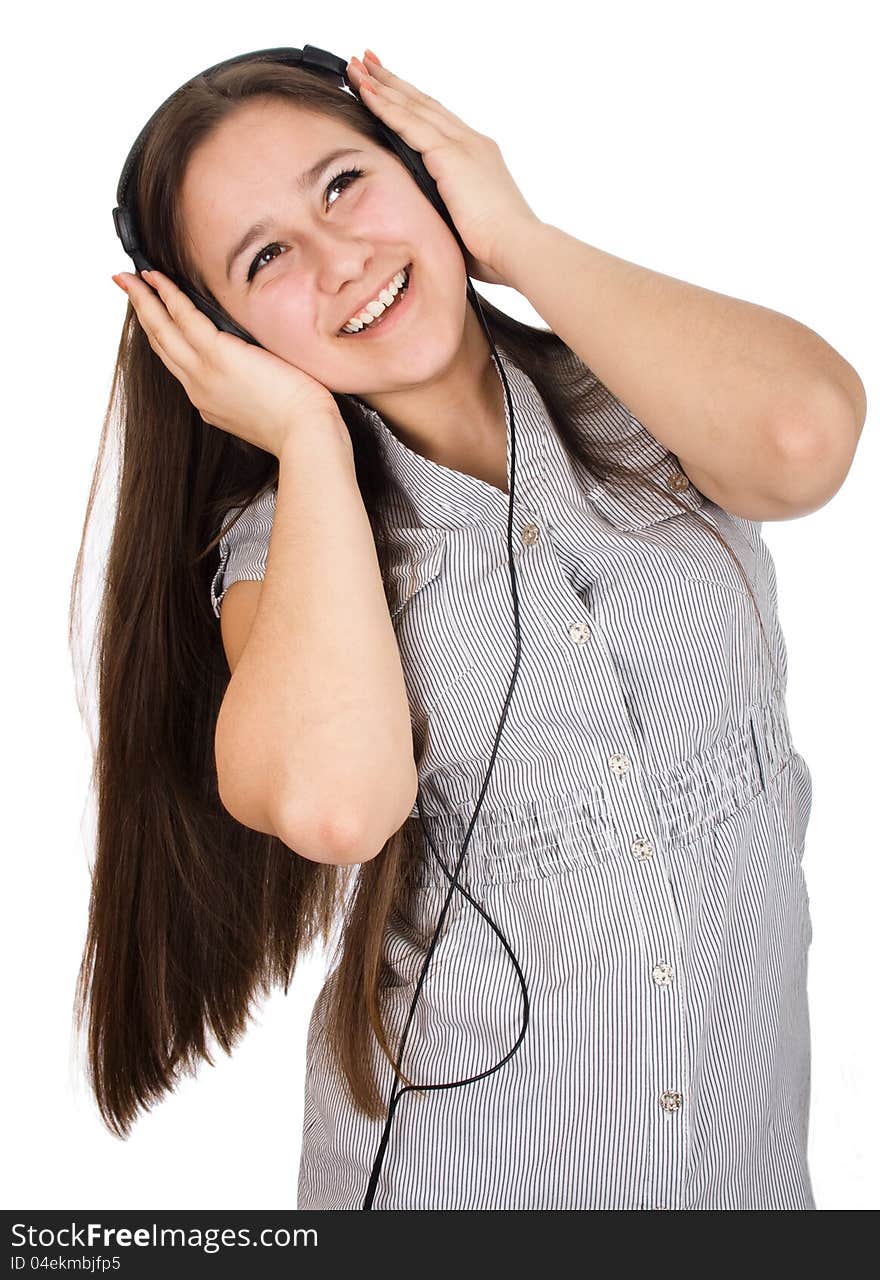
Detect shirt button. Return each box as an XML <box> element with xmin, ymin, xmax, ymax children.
<box><xmin>609</xmin><ymin>753</ymin><xmax>630</xmax><ymax>775</ymax></box>
<box><xmin>659</xmin><ymin>1090</ymin><xmax>683</xmax><ymax>1112</ymax></box>
<box><xmin>520</xmin><ymin>522</ymin><xmax>540</xmax><ymax>546</ymax></box>
<box><xmin>652</xmin><ymin>961</ymin><xmax>675</xmax><ymax>986</ymax></box>
<box><xmin>667</xmin><ymin>471</ymin><xmax>690</xmax><ymax>492</ymax></box>
<box><xmin>567</xmin><ymin>621</ymin><xmax>591</xmax><ymax>644</ymax></box>
<box><xmin>631</xmin><ymin>838</ymin><xmax>655</xmax><ymax>861</ymax></box>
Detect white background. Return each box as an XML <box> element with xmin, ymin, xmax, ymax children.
<box><xmin>2</xmin><ymin>0</ymin><xmax>875</xmax><ymax>1211</ymax></box>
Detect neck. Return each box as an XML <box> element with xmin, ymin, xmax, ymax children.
<box><xmin>352</xmin><ymin>304</ymin><xmax>506</xmax><ymax>469</ymax></box>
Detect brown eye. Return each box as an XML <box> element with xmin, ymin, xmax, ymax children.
<box><xmin>247</xmin><ymin>243</ymin><xmax>284</xmax><ymax>281</ymax></box>
<box><xmin>324</xmin><ymin>166</ymin><xmax>365</xmax><ymax>208</ymax></box>
<box><xmin>246</xmin><ymin>167</ymin><xmax>366</xmax><ymax>283</ymax></box>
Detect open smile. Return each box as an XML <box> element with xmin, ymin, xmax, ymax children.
<box><xmin>336</xmin><ymin>263</ymin><xmax>414</xmax><ymax>339</ymax></box>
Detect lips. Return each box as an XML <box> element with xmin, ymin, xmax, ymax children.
<box><xmin>336</xmin><ymin>263</ymin><xmax>410</xmax><ymax>335</ymax></box>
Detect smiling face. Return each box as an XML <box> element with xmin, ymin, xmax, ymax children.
<box><xmin>178</xmin><ymin>96</ymin><xmax>471</xmax><ymax>398</ymax></box>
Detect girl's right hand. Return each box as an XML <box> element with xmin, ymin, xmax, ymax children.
<box><xmin>114</xmin><ymin>268</ymin><xmax>346</xmax><ymax>458</ymax></box>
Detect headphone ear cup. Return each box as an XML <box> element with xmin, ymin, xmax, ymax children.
<box><xmin>112</xmin><ymin>206</ymin><xmax>153</xmax><ymax>275</ymax></box>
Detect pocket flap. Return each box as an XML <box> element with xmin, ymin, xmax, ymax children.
<box><xmin>586</xmin><ymin>456</ymin><xmax>707</xmax><ymax>531</ymax></box>
<box><xmin>572</xmin><ymin>404</ymin><xmax>709</xmax><ymax>531</ymax></box>
<box><xmin>383</xmin><ymin>527</ymin><xmax>447</xmax><ymax>619</ymax></box>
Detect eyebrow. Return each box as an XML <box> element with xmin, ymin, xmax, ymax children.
<box><xmin>224</xmin><ymin>147</ymin><xmax>366</xmax><ymax>282</ymax></box>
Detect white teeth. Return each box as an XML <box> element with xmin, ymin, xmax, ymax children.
<box><xmin>340</xmin><ymin>267</ymin><xmax>409</xmax><ymax>334</ymax></box>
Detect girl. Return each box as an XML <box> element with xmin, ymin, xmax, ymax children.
<box><xmin>73</xmin><ymin>48</ymin><xmax>864</xmax><ymax>1210</ymax></box>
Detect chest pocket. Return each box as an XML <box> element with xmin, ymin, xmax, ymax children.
<box><xmin>381</xmin><ymin>527</ymin><xmax>478</xmax><ymax>716</ymax></box>
<box><xmin>585</xmin><ymin>455</ymin><xmax>707</xmax><ymax>530</ymax></box>
<box><xmin>585</xmin><ymin>455</ymin><xmax>760</xmax><ymax>599</ymax></box>
<box><xmin>384</xmin><ymin>526</ymin><xmax>447</xmax><ymax>621</ymax></box>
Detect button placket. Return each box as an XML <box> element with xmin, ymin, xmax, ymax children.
<box><xmin>552</xmin><ymin>564</ymin><xmax>688</xmax><ymax>1207</ymax></box>
<box><xmin>604</xmin><ymin>754</ymin><xmax>687</xmax><ymax>1208</ymax></box>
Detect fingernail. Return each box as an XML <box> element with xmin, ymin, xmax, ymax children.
<box><xmin>364</xmin><ymin>50</ymin><xmax>382</xmax><ymax>66</ymax></box>
<box><xmin>112</xmin><ymin>275</ymin><xmax>128</xmax><ymax>292</ymax></box>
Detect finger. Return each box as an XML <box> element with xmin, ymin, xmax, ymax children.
<box><xmin>139</xmin><ymin>268</ymin><xmax>227</xmax><ymax>351</ymax></box>
<box><xmin>352</xmin><ymin>69</ymin><xmax>468</xmax><ymax>158</ymax></box>
<box><xmin>130</xmin><ymin>304</ymin><xmax>189</xmax><ymax>384</ymax></box>
<box><xmin>350</xmin><ymin>57</ymin><xmax>467</xmax><ymax>138</ymax></box>
<box><xmin>121</xmin><ymin>272</ymin><xmax>200</xmax><ymax>372</ymax></box>
<box><xmin>122</xmin><ymin>277</ymin><xmax>193</xmax><ymax>381</ymax></box>
<box><xmin>360</xmin><ymin>53</ymin><xmax>460</xmax><ymax>119</ymax></box>
<box><xmin>358</xmin><ymin>54</ymin><xmax>433</xmax><ymax>104</ymax></box>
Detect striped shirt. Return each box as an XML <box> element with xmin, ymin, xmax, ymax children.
<box><xmin>211</xmin><ymin>345</ymin><xmax>815</xmax><ymax>1210</ymax></box>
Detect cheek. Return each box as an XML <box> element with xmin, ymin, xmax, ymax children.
<box><xmin>251</xmin><ymin>285</ymin><xmax>318</xmax><ymax>347</ymax></box>
<box><xmin>424</xmin><ymin>231</ymin><xmax>469</xmax><ymax>316</ymax></box>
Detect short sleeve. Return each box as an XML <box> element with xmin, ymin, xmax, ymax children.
<box><xmin>210</xmin><ymin>485</ymin><xmax>277</xmax><ymax>619</ymax></box>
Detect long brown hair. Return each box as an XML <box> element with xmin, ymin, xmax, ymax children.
<box><xmin>70</xmin><ymin>56</ymin><xmax>779</xmax><ymax>1136</ymax></box>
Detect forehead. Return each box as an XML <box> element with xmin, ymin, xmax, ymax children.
<box><xmin>181</xmin><ymin>99</ymin><xmax>368</xmax><ymax>207</ymax></box>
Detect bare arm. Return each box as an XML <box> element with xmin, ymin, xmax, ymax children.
<box><xmin>496</xmin><ymin>220</ymin><xmax>866</xmax><ymax>519</ymax></box>
<box><xmin>214</xmin><ymin>413</ymin><xmax>417</xmax><ymax>864</ymax></box>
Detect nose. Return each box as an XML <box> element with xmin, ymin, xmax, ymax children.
<box><xmin>313</xmin><ymin>235</ymin><xmax>373</xmax><ymax>291</ymax></box>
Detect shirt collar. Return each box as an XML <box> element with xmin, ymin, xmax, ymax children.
<box><xmin>345</xmin><ymin>346</ymin><xmax>551</xmax><ymax>529</ymax></box>
<box><xmin>345</xmin><ymin>344</ymin><xmax>706</xmax><ymax>531</ymax></box>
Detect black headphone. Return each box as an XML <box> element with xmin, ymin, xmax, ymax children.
<box><xmin>112</xmin><ymin>43</ymin><xmax>530</xmax><ymax>1211</ymax></box>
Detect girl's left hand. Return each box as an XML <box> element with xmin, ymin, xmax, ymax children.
<box><xmin>347</xmin><ymin>51</ymin><xmax>541</xmax><ymax>288</ymax></box>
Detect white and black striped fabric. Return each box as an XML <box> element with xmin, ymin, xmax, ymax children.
<box><xmin>211</xmin><ymin>346</ymin><xmax>815</xmax><ymax>1210</ymax></box>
